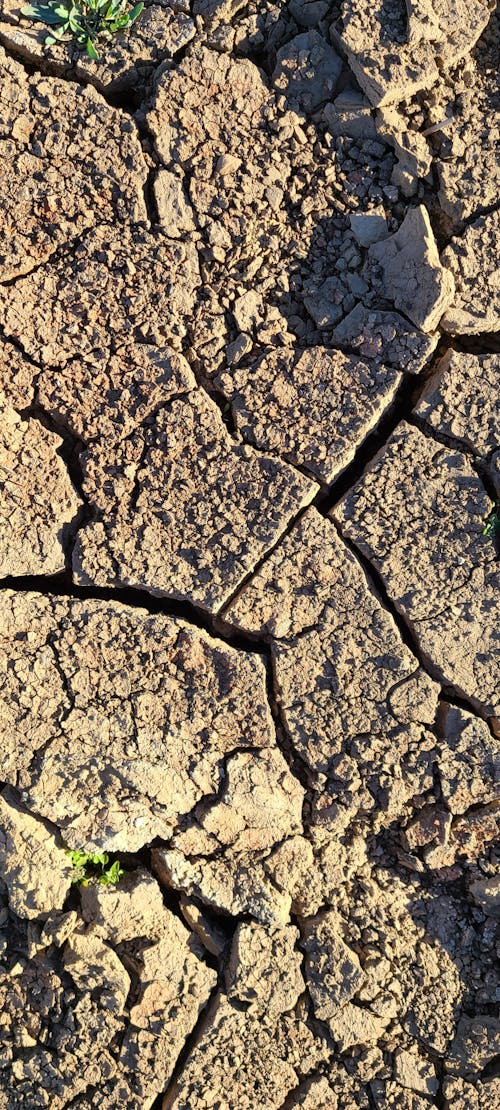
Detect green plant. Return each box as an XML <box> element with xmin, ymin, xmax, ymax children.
<box><xmin>21</xmin><ymin>0</ymin><xmax>144</xmax><ymax>60</ymax></box>
<box><xmin>483</xmin><ymin>508</ymin><xmax>500</xmax><ymax>538</ymax></box>
<box><xmin>66</xmin><ymin>849</ymin><xmax>125</xmax><ymax>886</ymax></box>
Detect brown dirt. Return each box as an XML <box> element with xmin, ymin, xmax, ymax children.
<box><xmin>0</xmin><ymin>2</ymin><xmax>498</xmax><ymax>1107</ymax></box>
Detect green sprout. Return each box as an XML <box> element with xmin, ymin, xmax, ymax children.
<box><xmin>483</xmin><ymin>508</ymin><xmax>500</xmax><ymax>538</ymax></box>
<box><xmin>66</xmin><ymin>849</ymin><xmax>125</xmax><ymax>886</ymax></box>
<box><xmin>20</xmin><ymin>0</ymin><xmax>144</xmax><ymax>60</ymax></box>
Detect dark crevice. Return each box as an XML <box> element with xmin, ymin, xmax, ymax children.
<box><xmin>330</xmin><ymin>518</ymin><xmax>493</xmax><ymax>722</ymax></box>
<box><xmin>157</xmin><ymin>986</ymin><xmax>219</xmax><ymax>1109</ymax></box>
<box><xmin>216</xmin><ymin>503</ymin><xmax>312</xmax><ymax>625</ymax></box>
<box><xmin>451</xmin><ymin>331</ymin><xmax>500</xmax><ymax>356</ymax></box>
<box><xmin>20</xmin><ymin>402</ymin><xmax>87</xmax><ymax>497</ymax></box>
<box><xmin>0</xmin><ymin>24</ymin><xmax>178</xmax><ymax>113</ymax></box>
<box><xmin>437</xmin><ymin>690</ymin><xmax>499</xmax><ymax>739</ymax></box>
<box><xmin>0</xmin><ymin>323</ymin><xmax>44</xmax><ymax>375</ymax></box>
<box><xmin>0</xmin><ymin>570</ymin><xmax>273</xmax><ymax>657</ymax></box>
<box><xmin>313</xmin><ymin>363</ymin><xmax>439</xmax><ymax>517</ymax></box>
<box><xmin>0</xmin><ymin>219</ymin><xmax>144</xmax><ymax>292</ymax></box>
<box><xmin>143</xmin><ymin>163</ymin><xmax>160</xmax><ymax>225</ymax></box>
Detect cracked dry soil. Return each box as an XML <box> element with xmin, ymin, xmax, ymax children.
<box><xmin>0</xmin><ymin>1</ymin><xmax>498</xmax><ymax>1107</ymax></box>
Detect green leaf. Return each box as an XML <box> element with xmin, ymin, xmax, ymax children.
<box><xmin>86</xmin><ymin>34</ymin><xmax>99</xmax><ymax>58</ymax></box>
<box><xmin>68</xmin><ymin>9</ymin><xmax>82</xmax><ymax>30</ymax></box>
<box><xmin>128</xmin><ymin>2</ymin><xmax>143</xmax><ymax>23</ymax></box>
<box><xmin>98</xmin><ymin>859</ymin><xmax>124</xmax><ymax>885</ymax></box>
<box><xmin>34</xmin><ymin>4</ymin><xmax>69</xmax><ymax>22</ymax></box>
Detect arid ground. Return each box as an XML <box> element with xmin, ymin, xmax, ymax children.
<box><xmin>0</xmin><ymin>1</ymin><xmax>498</xmax><ymax>1107</ymax></box>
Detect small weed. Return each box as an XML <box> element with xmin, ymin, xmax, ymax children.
<box><xmin>21</xmin><ymin>0</ymin><xmax>144</xmax><ymax>60</ymax></box>
<box><xmin>66</xmin><ymin>849</ymin><xmax>125</xmax><ymax>886</ymax></box>
<box><xmin>483</xmin><ymin>508</ymin><xmax>500</xmax><ymax>538</ymax></box>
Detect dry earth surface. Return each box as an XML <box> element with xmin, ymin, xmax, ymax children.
<box><xmin>0</xmin><ymin>1</ymin><xmax>498</xmax><ymax>1107</ymax></box>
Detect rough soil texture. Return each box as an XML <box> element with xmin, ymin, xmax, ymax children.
<box><xmin>0</xmin><ymin>2</ymin><xmax>498</xmax><ymax>1108</ymax></box>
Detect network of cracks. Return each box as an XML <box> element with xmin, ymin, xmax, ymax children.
<box><xmin>0</xmin><ymin>2</ymin><xmax>498</xmax><ymax>1108</ymax></box>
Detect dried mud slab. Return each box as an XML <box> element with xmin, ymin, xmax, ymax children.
<box><xmin>217</xmin><ymin>345</ymin><xmax>402</xmax><ymax>484</ymax></box>
<box><xmin>0</xmin><ymin>591</ymin><xmax>276</xmax><ymax>852</ymax></box>
<box><xmin>0</xmin><ymin>408</ymin><xmax>80</xmax><ymax>576</ymax></box>
<box><xmin>300</xmin><ymin>860</ymin><xmax>500</xmax><ymax>1077</ymax></box>
<box><xmin>415</xmin><ymin>349</ymin><xmax>500</xmax><ymax>492</ymax></box>
<box><xmin>0</xmin><ymin>337</ymin><xmax>36</xmax><ymax>410</ymax></box>
<box><xmin>224</xmin><ymin>508</ymin><xmax>439</xmax><ymax>833</ymax></box>
<box><xmin>0</xmin><ymin>1</ymin><xmax>196</xmax><ymax>93</ymax></box>
<box><xmin>441</xmin><ymin>209</ymin><xmax>500</xmax><ymax>335</ymax></box>
<box><xmin>0</xmin><ymin>226</ymin><xmax>200</xmax><ymax>443</ymax></box>
<box><xmin>433</xmin><ymin>10</ymin><xmax>500</xmax><ymax>230</ymax></box>
<box><xmin>146</xmin><ymin>44</ymin><xmax>286</xmax><ymax>232</ymax></box>
<box><xmin>336</xmin><ymin>422</ymin><xmax>499</xmax><ymax>716</ymax></box>
<box><xmin>0</xmin><ymin>48</ymin><xmax>147</xmax><ymax>282</ymax></box>
<box><xmin>0</xmin><ymin>869</ymin><xmax>216</xmax><ymax>1107</ymax></box>
<box><xmin>332</xmin><ymin>0</ymin><xmax>494</xmax><ymax>108</ymax></box>
<box><xmin>436</xmin><ymin>704</ymin><xmax>499</xmax><ymax>816</ymax></box>
<box><xmin>74</xmin><ymin>389</ymin><xmax>317</xmax><ymax>610</ymax></box>
<box><xmin>163</xmin><ymin>990</ymin><xmax>329</xmax><ymax>1110</ymax></box>
<box><xmin>0</xmin><ymin>788</ymin><xmax>73</xmax><ymax>919</ymax></box>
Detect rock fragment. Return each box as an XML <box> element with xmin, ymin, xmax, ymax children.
<box><xmin>327</xmin><ymin>1001</ymin><xmax>388</xmax><ymax>1051</ymax></box>
<box><xmin>336</xmin><ymin>423</ymin><xmax>499</xmax><ymax>716</ymax></box>
<box><xmin>0</xmin><ymin>592</ymin><xmax>274</xmax><ymax>852</ymax></box>
<box><xmin>369</xmin><ymin>205</ymin><xmax>455</xmax><ymax>332</ymax></box>
<box><xmin>63</xmin><ymin>932</ymin><xmax>130</xmax><ymax>1015</ymax></box>
<box><xmin>153</xmin><ymin>847</ymin><xmax>293</xmax><ymax>926</ymax></box>
<box><xmin>80</xmin><ymin>867</ymin><xmax>167</xmax><ymax>944</ymax></box>
<box><xmin>447</xmin><ymin>1015</ymin><xmax>500</xmax><ymax>1077</ymax></box>
<box><xmin>375</xmin><ymin>105</ymin><xmax>433</xmax><ymax>195</ymax></box>
<box><xmin>0</xmin><ymin>409</ymin><xmax>80</xmax><ymax>577</ymax></box>
<box><xmin>393</xmin><ymin>1049</ymin><xmax>439</xmax><ymax>1097</ymax></box>
<box><xmin>349</xmin><ymin>208</ymin><xmax>388</xmax><ymax>247</ymax></box>
<box><xmin>332</xmin><ymin>303</ymin><xmax>438</xmax><ymax>373</ymax></box>
<box><xmin>272</xmin><ymin>30</ymin><xmax>342</xmax><ymax>114</ymax></box>
<box><xmin>73</xmin><ymin>389</ymin><xmax>317</xmax><ymax>610</ymax></box>
<box><xmin>0</xmin><ymin>47</ymin><xmax>146</xmax><ymax>281</ymax></box>
<box><xmin>441</xmin><ymin>210</ymin><xmax>500</xmax><ymax>334</ymax></box>
<box><xmin>468</xmin><ymin>875</ymin><xmax>500</xmax><ymax>918</ymax></box>
<box><xmin>0</xmin><ymin>789</ymin><xmax>73</xmax><ymax>919</ymax></box>
<box><xmin>436</xmin><ymin>705</ymin><xmax>499</xmax><ymax>815</ymax></box>
<box><xmin>226</xmin><ymin>922</ymin><xmax>304</xmax><ymax>1014</ymax></box>
<box><xmin>224</xmin><ymin>508</ymin><xmax>439</xmax><ymax>832</ymax></box>
<box><xmin>217</xmin><ymin>345</ymin><xmax>402</xmax><ymax>484</ymax></box>
<box><xmin>302</xmin><ymin>911</ymin><xmax>365</xmax><ymax>1017</ymax></box>
<box><xmin>153</xmin><ymin>168</ymin><xmax>197</xmax><ymax>237</ymax></box>
<box><xmin>323</xmin><ymin>86</ymin><xmax>377</xmax><ymax>140</ymax></box>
